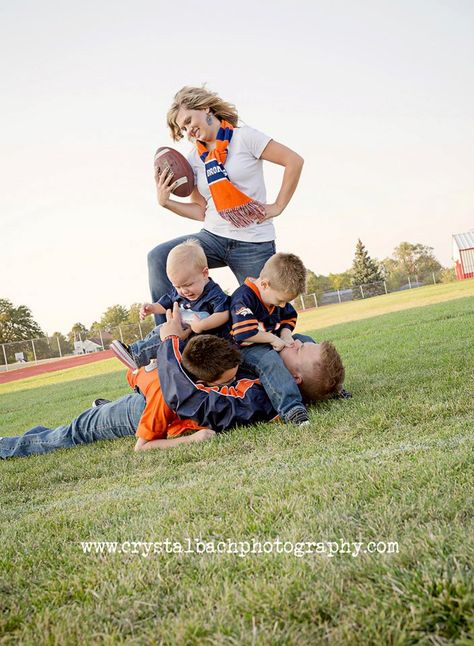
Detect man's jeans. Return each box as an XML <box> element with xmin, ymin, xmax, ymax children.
<box><xmin>0</xmin><ymin>394</ymin><xmax>145</xmax><ymax>459</ymax></box>
<box><xmin>241</xmin><ymin>334</ymin><xmax>316</xmax><ymax>421</ymax></box>
<box><xmin>148</xmin><ymin>230</ymin><xmax>276</xmax><ymax>324</ymax></box>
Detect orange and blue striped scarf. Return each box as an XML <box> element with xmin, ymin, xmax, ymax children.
<box><xmin>196</xmin><ymin>120</ymin><xmax>266</xmax><ymax>228</ymax></box>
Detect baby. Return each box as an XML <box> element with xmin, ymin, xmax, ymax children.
<box><xmin>111</xmin><ymin>239</ymin><xmax>230</xmax><ymax>369</ymax></box>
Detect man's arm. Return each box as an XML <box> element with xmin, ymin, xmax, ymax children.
<box><xmin>134</xmin><ymin>429</ymin><xmax>216</xmax><ymax>451</ymax></box>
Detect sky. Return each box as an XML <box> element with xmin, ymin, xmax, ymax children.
<box><xmin>1</xmin><ymin>0</ymin><xmax>473</xmax><ymax>334</ymax></box>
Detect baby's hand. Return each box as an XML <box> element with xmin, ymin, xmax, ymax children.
<box><xmin>140</xmin><ymin>302</ymin><xmax>156</xmax><ymax>320</ymax></box>
<box><xmin>189</xmin><ymin>315</ymin><xmax>204</xmax><ymax>334</ymax></box>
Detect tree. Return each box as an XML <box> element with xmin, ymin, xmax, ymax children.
<box><xmin>0</xmin><ymin>299</ymin><xmax>43</xmax><ymax>343</ymax></box>
<box><xmin>127</xmin><ymin>303</ymin><xmax>142</xmax><ymax>324</ymax></box>
<box><xmin>67</xmin><ymin>323</ymin><xmax>89</xmax><ymax>343</ymax></box>
<box><xmin>328</xmin><ymin>271</ymin><xmax>352</xmax><ymax>290</ymax></box>
<box><xmin>99</xmin><ymin>305</ymin><xmax>129</xmax><ymax>332</ymax></box>
<box><xmin>392</xmin><ymin>242</ymin><xmax>442</xmax><ymax>276</ymax></box>
<box><xmin>351</xmin><ymin>239</ymin><xmax>383</xmax><ymax>287</ymax></box>
<box><xmin>306</xmin><ymin>270</ymin><xmax>332</xmax><ymax>294</ymax></box>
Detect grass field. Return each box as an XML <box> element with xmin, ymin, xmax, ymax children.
<box><xmin>1</xmin><ymin>288</ymin><xmax>473</xmax><ymax>644</ymax></box>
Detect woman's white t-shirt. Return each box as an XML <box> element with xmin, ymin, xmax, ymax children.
<box><xmin>187</xmin><ymin>125</ymin><xmax>275</xmax><ymax>243</ymax></box>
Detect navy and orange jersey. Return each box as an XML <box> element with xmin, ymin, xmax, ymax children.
<box><xmin>230</xmin><ymin>279</ymin><xmax>298</xmax><ymax>345</ymax></box>
<box><xmin>158</xmin><ymin>278</ymin><xmax>230</xmax><ymax>317</ymax></box>
<box><xmin>157</xmin><ymin>337</ymin><xmax>278</xmax><ymax>433</ymax></box>
<box><xmin>127</xmin><ymin>364</ymin><xmax>205</xmax><ymax>441</ymax></box>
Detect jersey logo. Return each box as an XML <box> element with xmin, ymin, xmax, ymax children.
<box><xmin>234</xmin><ymin>306</ymin><xmax>253</xmax><ymax>317</ymax></box>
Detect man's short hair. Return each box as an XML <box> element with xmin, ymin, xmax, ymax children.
<box><xmin>182</xmin><ymin>335</ymin><xmax>241</xmax><ymax>383</ymax></box>
<box><xmin>167</xmin><ymin>239</ymin><xmax>208</xmax><ymax>272</ymax></box>
<box><xmin>300</xmin><ymin>341</ymin><xmax>345</xmax><ymax>403</ymax></box>
<box><xmin>260</xmin><ymin>252</ymin><xmax>307</xmax><ymax>297</ymax></box>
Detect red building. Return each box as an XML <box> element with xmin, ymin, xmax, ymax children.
<box><xmin>452</xmin><ymin>231</ymin><xmax>474</xmax><ymax>280</ymax></box>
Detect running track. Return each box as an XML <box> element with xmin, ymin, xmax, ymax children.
<box><xmin>0</xmin><ymin>350</ymin><xmax>115</xmax><ymax>384</ymax></box>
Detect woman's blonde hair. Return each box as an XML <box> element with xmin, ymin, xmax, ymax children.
<box><xmin>167</xmin><ymin>86</ymin><xmax>239</xmax><ymax>142</ymax></box>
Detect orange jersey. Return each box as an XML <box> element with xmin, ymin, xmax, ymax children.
<box><xmin>126</xmin><ymin>364</ymin><xmax>204</xmax><ymax>441</ymax></box>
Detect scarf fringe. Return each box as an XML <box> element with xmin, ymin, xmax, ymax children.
<box><xmin>219</xmin><ymin>200</ymin><xmax>266</xmax><ymax>229</ymax></box>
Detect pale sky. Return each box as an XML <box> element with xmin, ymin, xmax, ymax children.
<box><xmin>1</xmin><ymin>0</ymin><xmax>473</xmax><ymax>334</ymax></box>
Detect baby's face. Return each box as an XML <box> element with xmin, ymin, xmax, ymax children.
<box><xmin>167</xmin><ymin>264</ymin><xmax>209</xmax><ymax>301</ymax></box>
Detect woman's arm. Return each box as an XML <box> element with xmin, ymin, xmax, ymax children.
<box><xmin>156</xmin><ymin>169</ymin><xmax>206</xmax><ymax>222</ymax></box>
<box><xmin>260</xmin><ymin>140</ymin><xmax>304</xmax><ymax>219</ymax></box>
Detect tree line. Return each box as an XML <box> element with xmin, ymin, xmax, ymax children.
<box><xmin>1</xmin><ymin>240</ymin><xmax>456</xmax><ymax>345</ymax></box>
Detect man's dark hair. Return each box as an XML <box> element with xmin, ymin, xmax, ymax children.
<box><xmin>182</xmin><ymin>335</ymin><xmax>241</xmax><ymax>382</ymax></box>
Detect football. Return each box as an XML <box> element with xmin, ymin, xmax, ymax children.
<box><xmin>154</xmin><ymin>147</ymin><xmax>195</xmax><ymax>198</ymax></box>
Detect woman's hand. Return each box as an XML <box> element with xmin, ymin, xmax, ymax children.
<box><xmin>155</xmin><ymin>168</ymin><xmax>175</xmax><ymax>207</ymax></box>
<box><xmin>261</xmin><ymin>202</ymin><xmax>283</xmax><ymax>222</ymax></box>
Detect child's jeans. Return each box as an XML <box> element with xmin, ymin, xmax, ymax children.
<box><xmin>129</xmin><ymin>326</ymin><xmax>163</xmax><ymax>367</ymax></box>
<box><xmin>240</xmin><ymin>334</ymin><xmax>315</xmax><ymax>422</ymax></box>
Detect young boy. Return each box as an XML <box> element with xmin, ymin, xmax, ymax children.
<box><xmin>111</xmin><ymin>239</ymin><xmax>230</xmax><ymax>369</ymax></box>
<box><xmin>230</xmin><ymin>252</ymin><xmax>310</xmax><ymax>426</ymax></box>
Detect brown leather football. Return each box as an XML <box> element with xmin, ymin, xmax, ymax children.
<box><xmin>154</xmin><ymin>147</ymin><xmax>195</xmax><ymax>198</ymax></box>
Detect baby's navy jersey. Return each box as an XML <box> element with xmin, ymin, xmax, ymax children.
<box><xmin>158</xmin><ymin>278</ymin><xmax>231</xmax><ymax>337</ymax></box>
<box><xmin>230</xmin><ymin>279</ymin><xmax>297</xmax><ymax>345</ymax></box>
<box><xmin>157</xmin><ymin>337</ymin><xmax>277</xmax><ymax>433</ymax></box>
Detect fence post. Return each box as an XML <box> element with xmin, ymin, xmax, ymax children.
<box><xmin>57</xmin><ymin>336</ymin><xmax>62</xmax><ymax>358</ymax></box>
<box><xmin>337</xmin><ymin>289</ymin><xmax>341</xmax><ymax>304</ymax></box>
<box><xmin>408</xmin><ymin>276</ymin><xmax>412</xmax><ymax>289</ymax></box>
<box><xmin>383</xmin><ymin>281</ymin><xmax>388</xmax><ymax>294</ymax></box>
<box><xmin>432</xmin><ymin>272</ymin><xmax>436</xmax><ymax>284</ymax></box>
<box><xmin>99</xmin><ymin>329</ymin><xmax>104</xmax><ymax>350</ymax></box>
<box><xmin>300</xmin><ymin>295</ymin><xmax>305</xmax><ymax>311</ymax></box>
<box><xmin>138</xmin><ymin>321</ymin><xmax>143</xmax><ymax>339</ymax></box>
<box><xmin>31</xmin><ymin>339</ymin><xmax>38</xmax><ymax>364</ymax></box>
<box><xmin>2</xmin><ymin>344</ymin><xmax>8</xmax><ymax>371</ymax></box>
<box><xmin>360</xmin><ymin>285</ymin><xmax>365</xmax><ymax>299</ymax></box>
<box><xmin>119</xmin><ymin>326</ymin><xmax>124</xmax><ymax>343</ymax></box>
<box><xmin>313</xmin><ymin>293</ymin><xmax>318</xmax><ymax>308</ymax></box>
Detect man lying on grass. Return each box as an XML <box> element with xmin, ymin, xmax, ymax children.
<box><xmin>0</xmin><ymin>304</ymin><xmax>346</xmax><ymax>459</ymax></box>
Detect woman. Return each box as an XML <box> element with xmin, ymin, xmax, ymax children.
<box><xmin>148</xmin><ymin>86</ymin><xmax>304</xmax><ymax>322</ymax></box>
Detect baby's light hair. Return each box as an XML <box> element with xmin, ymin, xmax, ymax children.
<box><xmin>299</xmin><ymin>341</ymin><xmax>345</xmax><ymax>403</ymax></box>
<box><xmin>166</xmin><ymin>239</ymin><xmax>208</xmax><ymax>273</ymax></box>
<box><xmin>260</xmin><ymin>253</ymin><xmax>307</xmax><ymax>298</ymax></box>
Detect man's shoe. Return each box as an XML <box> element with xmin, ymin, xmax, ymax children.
<box><xmin>92</xmin><ymin>398</ymin><xmax>111</xmax><ymax>408</ymax></box>
<box><xmin>110</xmin><ymin>340</ymin><xmax>138</xmax><ymax>370</ymax></box>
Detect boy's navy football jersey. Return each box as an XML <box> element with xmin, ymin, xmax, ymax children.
<box><xmin>157</xmin><ymin>337</ymin><xmax>277</xmax><ymax>433</ymax></box>
<box><xmin>158</xmin><ymin>278</ymin><xmax>231</xmax><ymax>337</ymax></box>
<box><xmin>230</xmin><ymin>279</ymin><xmax>297</xmax><ymax>344</ymax></box>
<box><xmin>158</xmin><ymin>277</ymin><xmax>229</xmax><ymax>315</ymax></box>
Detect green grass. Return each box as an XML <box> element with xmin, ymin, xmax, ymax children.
<box><xmin>1</xmin><ymin>295</ymin><xmax>473</xmax><ymax>645</ymax></box>
<box><xmin>296</xmin><ymin>277</ymin><xmax>474</xmax><ymax>332</ymax></box>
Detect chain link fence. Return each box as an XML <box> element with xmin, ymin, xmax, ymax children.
<box><xmin>292</xmin><ymin>270</ymin><xmax>448</xmax><ymax>311</ymax></box>
<box><xmin>0</xmin><ymin>319</ymin><xmax>156</xmax><ymax>372</ymax></box>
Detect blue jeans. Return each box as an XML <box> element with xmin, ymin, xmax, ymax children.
<box><xmin>0</xmin><ymin>394</ymin><xmax>145</xmax><ymax>459</ymax></box>
<box><xmin>240</xmin><ymin>334</ymin><xmax>316</xmax><ymax>421</ymax></box>
<box><xmin>129</xmin><ymin>325</ymin><xmax>163</xmax><ymax>367</ymax></box>
<box><xmin>148</xmin><ymin>230</ymin><xmax>276</xmax><ymax>323</ymax></box>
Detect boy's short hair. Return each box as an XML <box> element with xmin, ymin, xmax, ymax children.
<box><xmin>260</xmin><ymin>253</ymin><xmax>307</xmax><ymax>297</ymax></box>
<box><xmin>182</xmin><ymin>335</ymin><xmax>241</xmax><ymax>383</ymax></box>
<box><xmin>299</xmin><ymin>341</ymin><xmax>345</xmax><ymax>403</ymax></box>
<box><xmin>167</xmin><ymin>239</ymin><xmax>208</xmax><ymax>272</ymax></box>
